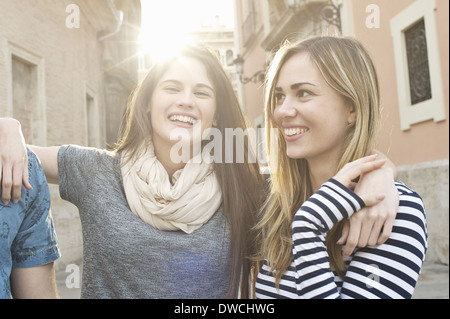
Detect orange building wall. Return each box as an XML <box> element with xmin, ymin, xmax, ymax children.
<box><xmin>351</xmin><ymin>0</ymin><xmax>449</xmax><ymax>166</ymax></box>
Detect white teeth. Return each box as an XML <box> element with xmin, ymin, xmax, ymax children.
<box><xmin>284</xmin><ymin>128</ymin><xmax>308</xmax><ymax>136</ymax></box>
<box><xmin>169</xmin><ymin>115</ymin><xmax>195</xmax><ymax>125</ymax></box>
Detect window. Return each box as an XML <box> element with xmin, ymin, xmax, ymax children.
<box><xmin>226</xmin><ymin>50</ymin><xmax>234</xmax><ymax>66</ymax></box>
<box><xmin>12</xmin><ymin>57</ymin><xmax>36</xmax><ymax>143</ymax></box>
<box><xmin>405</xmin><ymin>19</ymin><xmax>431</xmax><ymax>105</ymax></box>
<box><xmin>8</xmin><ymin>43</ymin><xmax>47</xmax><ymax>145</ymax></box>
<box><xmin>390</xmin><ymin>0</ymin><xmax>445</xmax><ymax>130</ymax></box>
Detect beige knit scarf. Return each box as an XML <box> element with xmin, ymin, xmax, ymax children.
<box><xmin>121</xmin><ymin>142</ymin><xmax>222</xmax><ymax>234</ymax></box>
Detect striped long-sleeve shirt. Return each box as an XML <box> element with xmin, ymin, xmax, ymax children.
<box><xmin>255</xmin><ymin>178</ymin><xmax>427</xmax><ymax>299</ymax></box>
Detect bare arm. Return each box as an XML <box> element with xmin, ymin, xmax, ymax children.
<box><xmin>10</xmin><ymin>263</ymin><xmax>59</xmax><ymax>299</ymax></box>
<box><xmin>28</xmin><ymin>145</ymin><xmax>60</xmax><ymax>184</ymax></box>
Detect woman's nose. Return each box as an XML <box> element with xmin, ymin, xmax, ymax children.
<box><xmin>176</xmin><ymin>92</ymin><xmax>194</xmax><ymax>108</ymax></box>
<box><xmin>275</xmin><ymin>97</ymin><xmax>297</xmax><ymax>120</ymax></box>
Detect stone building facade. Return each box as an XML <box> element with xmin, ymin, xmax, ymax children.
<box><xmin>0</xmin><ymin>0</ymin><xmax>141</xmax><ymax>270</ymax></box>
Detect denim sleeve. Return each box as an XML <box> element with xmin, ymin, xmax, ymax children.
<box><xmin>10</xmin><ymin>149</ymin><xmax>60</xmax><ymax>268</ymax></box>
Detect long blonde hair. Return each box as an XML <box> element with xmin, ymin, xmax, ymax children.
<box><xmin>255</xmin><ymin>36</ymin><xmax>381</xmax><ymax>286</ymax></box>
<box><xmin>114</xmin><ymin>44</ymin><xmax>265</xmax><ymax>298</ymax></box>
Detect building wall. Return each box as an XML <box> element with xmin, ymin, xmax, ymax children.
<box><xmin>349</xmin><ymin>0</ymin><xmax>449</xmax><ymax>264</ymax></box>
<box><xmin>1</xmin><ymin>0</ymin><xmax>99</xmax><ymax>147</ymax></box>
<box><xmin>350</xmin><ymin>0</ymin><xmax>449</xmax><ymax>167</ymax></box>
<box><xmin>0</xmin><ymin>0</ymin><xmax>141</xmax><ymax>270</ymax></box>
<box><xmin>233</xmin><ymin>0</ymin><xmax>266</xmax><ymax>120</ymax></box>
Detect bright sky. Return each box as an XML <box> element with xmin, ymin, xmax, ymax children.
<box><xmin>139</xmin><ymin>0</ymin><xmax>235</xmax><ymax>54</ymax></box>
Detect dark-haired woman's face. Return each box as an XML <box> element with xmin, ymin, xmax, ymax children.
<box><xmin>149</xmin><ymin>57</ymin><xmax>217</xmax><ymax>158</ymax></box>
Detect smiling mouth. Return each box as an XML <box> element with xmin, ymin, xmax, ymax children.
<box><xmin>284</xmin><ymin>127</ymin><xmax>308</xmax><ymax>136</ymax></box>
<box><xmin>169</xmin><ymin>115</ymin><xmax>197</xmax><ymax>125</ymax></box>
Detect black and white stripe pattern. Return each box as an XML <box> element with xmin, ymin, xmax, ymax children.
<box><xmin>255</xmin><ymin>179</ymin><xmax>427</xmax><ymax>299</ymax></box>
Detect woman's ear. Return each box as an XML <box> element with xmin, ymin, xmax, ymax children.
<box><xmin>347</xmin><ymin>106</ymin><xmax>356</xmax><ymax>125</ymax></box>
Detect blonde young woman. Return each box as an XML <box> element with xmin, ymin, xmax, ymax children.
<box><xmin>254</xmin><ymin>36</ymin><xmax>427</xmax><ymax>299</ymax></box>
<box><xmin>0</xmin><ymin>44</ymin><xmax>264</xmax><ymax>298</ymax></box>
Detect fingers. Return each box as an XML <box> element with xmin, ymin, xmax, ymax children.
<box><xmin>377</xmin><ymin>213</ymin><xmax>394</xmax><ymax>245</ymax></box>
<box><xmin>1</xmin><ymin>158</ymin><xmax>28</xmax><ymax>205</ymax></box>
<box><xmin>336</xmin><ymin>155</ymin><xmax>399</xmax><ymax>254</ymax></box>
<box><xmin>342</xmin><ymin>209</ymin><xmax>377</xmax><ymax>257</ymax></box>
<box><xmin>342</xmin><ymin>216</ymin><xmax>361</xmax><ymax>257</ymax></box>
<box><xmin>357</xmin><ymin>208</ymin><xmax>381</xmax><ymax>247</ymax></box>
<box><xmin>22</xmin><ymin>161</ymin><xmax>32</xmax><ymax>190</ymax></box>
<box><xmin>376</xmin><ymin>184</ymin><xmax>398</xmax><ymax>245</ymax></box>
<box><xmin>368</xmin><ymin>218</ymin><xmax>384</xmax><ymax>246</ymax></box>
<box><xmin>355</xmin><ymin>159</ymin><xmax>387</xmax><ymax>181</ymax></box>
<box><xmin>334</xmin><ymin>155</ymin><xmax>387</xmax><ymax>188</ymax></box>
<box><xmin>341</xmin><ymin>206</ymin><xmax>394</xmax><ymax>255</ymax></box>
<box><xmin>337</xmin><ymin>221</ymin><xmax>349</xmax><ymax>245</ymax></box>
<box><xmin>11</xmin><ymin>163</ymin><xmax>24</xmax><ymax>203</ymax></box>
<box><xmin>1</xmin><ymin>162</ymin><xmax>12</xmax><ymax>205</ymax></box>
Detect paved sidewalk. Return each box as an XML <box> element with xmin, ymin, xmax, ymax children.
<box><xmin>56</xmin><ymin>262</ymin><xmax>82</xmax><ymax>299</ymax></box>
<box><xmin>56</xmin><ymin>261</ymin><xmax>449</xmax><ymax>299</ymax></box>
<box><xmin>412</xmin><ymin>262</ymin><xmax>449</xmax><ymax>299</ymax></box>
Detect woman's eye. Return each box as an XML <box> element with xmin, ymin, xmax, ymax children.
<box><xmin>195</xmin><ymin>91</ymin><xmax>211</xmax><ymax>98</ymax></box>
<box><xmin>164</xmin><ymin>87</ymin><xmax>180</xmax><ymax>93</ymax></box>
<box><xmin>297</xmin><ymin>90</ymin><xmax>311</xmax><ymax>98</ymax></box>
<box><xmin>275</xmin><ymin>93</ymin><xmax>285</xmax><ymax>105</ymax></box>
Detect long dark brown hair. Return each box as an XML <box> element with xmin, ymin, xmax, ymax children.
<box><xmin>114</xmin><ymin>44</ymin><xmax>265</xmax><ymax>298</ymax></box>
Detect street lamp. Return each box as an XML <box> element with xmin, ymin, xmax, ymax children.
<box><xmin>233</xmin><ymin>54</ymin><xmax>265</xmax><ymax>84</ymax></box>
<box><xmin>284</xmin><ymin>0</ymin><xmax>342</xmax><ymax>31</ymax></box>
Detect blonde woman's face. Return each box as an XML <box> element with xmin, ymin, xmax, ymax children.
<box><xmin>273</xmin><ymin>52</ymin><xmax>355</xmax><ymax>164</ymax></box>
<box><xmin>149</xmin><ymin>57</ymin><xmax>217</xmax><ymax>157</ymax></box>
